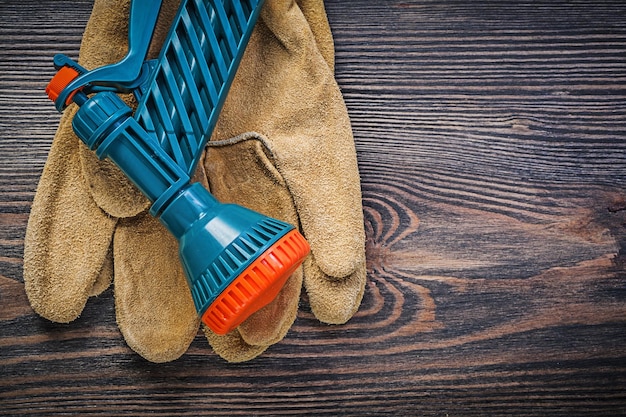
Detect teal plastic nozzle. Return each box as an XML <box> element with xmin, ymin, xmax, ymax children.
<box><xmin>45</xmin><ymin>0</ymin><xmax>311</xmax><ymax>334</ymax></box>
<box><xmin>49</xmin><ymin>75</ymin><xmax>309</xmax><ymax>335</ymax></box>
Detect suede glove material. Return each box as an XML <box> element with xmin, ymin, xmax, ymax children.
<box><xmin>23</xmin><ymin>0</ymin><xmax>366</xmax><ymax>364</ymax></box>
<box><xmin>24</xmin><ymin>0</ymin><xmax>200</xmax><ymax>363</ymax></box>
<box><xmin>204</xmin><ymin>0</ymin><xmax>366</xmax><ymax>362</ymax></box>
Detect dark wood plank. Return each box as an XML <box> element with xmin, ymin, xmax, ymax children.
<box><xmin>1</xmin><ymin>0</ymin><xmax>626</xmax><ymax>415</ymax></box>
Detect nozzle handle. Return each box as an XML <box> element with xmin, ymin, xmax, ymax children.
<box><xmin>52</xmin><ymin>0</ymin><xmax>164</xmax><ymax>109</ymax></box>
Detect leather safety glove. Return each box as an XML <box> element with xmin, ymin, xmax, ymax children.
<box><xmin>23</xmin><ymin>0</ymin><xmax>201</xmax><ymax>363</ymax></box>
<box><xmin>203</xmin><ymin>0</ymin><xmax>367</xmax><ymax>362</ymax></box>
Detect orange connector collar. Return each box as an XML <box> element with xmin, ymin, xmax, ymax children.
<box><xmin>45</xmin><ymin>66</ymin><xmax>79</xmax><ymax>105</ymax></box>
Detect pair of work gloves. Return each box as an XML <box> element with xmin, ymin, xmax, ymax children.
<box><xmin>23</xmin><ymin>0</ymin><xmax>366</xmax><ymax>363</ymax></box>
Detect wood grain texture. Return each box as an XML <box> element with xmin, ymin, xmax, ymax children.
<box><xmin>1</xmin><ymin>0</ymin><xmax>626</xmax><ymax>415</ymax></box>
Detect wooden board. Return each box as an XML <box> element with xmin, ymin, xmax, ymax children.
<box><xmin>1</xmin><ymin>0</ymin><xmax>625</xmax><ymax>415</ymax></box>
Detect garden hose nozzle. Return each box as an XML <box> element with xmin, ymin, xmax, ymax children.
<box><xmin>45</xmin><ymin>0</ymin><xmax>310</xmax><ymax>335</ymax></box>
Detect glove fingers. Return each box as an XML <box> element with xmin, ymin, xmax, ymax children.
<box><xmin>219</xmin><ymin>1</ymin><xmax>365</xmax><ymax>279</ymax></box>
<box><xmin>295</xmin><ymin>0</ymin><xmax>335</xmax><ymax>69</ymax></box>
<box><xmin>304</xmin><ymin>255</ymin><xmax>367</xmax><ymax>324</ymax></box>
<box><xmin>89</xmin><ymin>244</ymin><xmax>114</xmax><ymax>297</ymax></box>
<box><xmin>258</xmin><ymin>15</ymin><xmax>364</xmax><ymax>279</ymax></box>
<box><xmin>24</xmin><ymin>110</ymin><xmax>117</xmax><ymax>323</ymax></box>
<box><xmin>204</xmin><ymin>134</ymin><xmax>302</xmax><ymax>359</ymax></box>
<box><xmin>237</xmin><ymin>265</ymin><xmax>303</xmax><ymax>346</ymax></box>
<box><xmin>204</xmin><ymin>266</ymin><xmax>303</xmax><ymax>362</ymax></box>
<box><xmin>203</xmin><ymin>327</ymin><xmax>269</xmax><ymax>363</ymax></box>
<box><xmin>113</xmin><ymin>213</ymin><xmax>200</xmax><ymax>363</ymax></box>
<box><xmin>215</xmin><ymin>0</ymin><xmax>366</xmax><ymax>325</ymax></box>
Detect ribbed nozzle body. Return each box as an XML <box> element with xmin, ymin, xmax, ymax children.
<box><xmin>159</xmin><ymin>182</ymin><xmax>310</xmax><ymax>334</ymax></box>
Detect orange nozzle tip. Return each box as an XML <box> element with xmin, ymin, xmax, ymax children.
<box><xmin>46</xmin><ymin>66</ymin><xmax>79</xmax><ymax>104</ymax></box>
<box><xmin>203</xmin><ymin>229</ymin><xmax>310</xmax><ymax>335</ymax></box>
